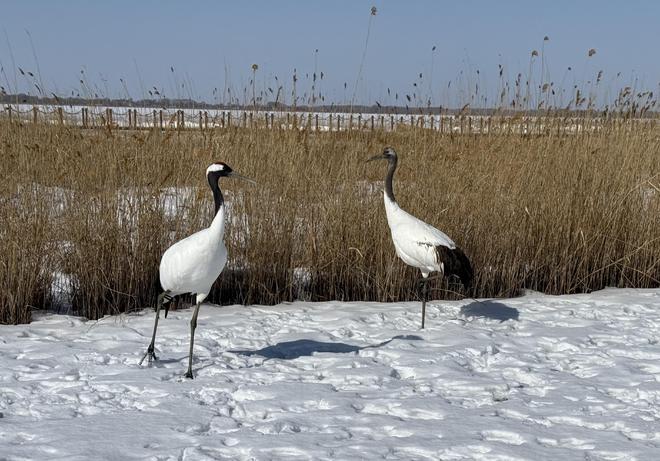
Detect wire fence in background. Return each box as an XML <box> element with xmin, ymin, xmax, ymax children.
<box><xmin>1</xmin><ymin>104</ymin><xmax>658</xmax><ymax>135</ymax></box>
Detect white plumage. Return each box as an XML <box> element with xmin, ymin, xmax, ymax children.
<box><xmin>140</xmin><ymin>161</ymin><xmax>253</xmax><ymax>378</ymax></box>
<box><xmin>159</xmin><ymin>206</ymin><xmax>227</xmax><ymax>305</ymax></box>
<box><xmin>384</xmin><ymin>196</ymin><xmax>455</xmax><ymax>277</ymax></box>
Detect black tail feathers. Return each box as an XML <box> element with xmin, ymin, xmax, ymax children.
<box><xmin>437</xmin><ymin>246</ymin><xmax>474</xmax><ymax>288</ymax></box>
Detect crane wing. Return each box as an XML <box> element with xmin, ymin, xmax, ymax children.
<box><xmin>389</xmin><ymin>206</ymin><xmax>456</xmax><ymax>250</ymax></box>
<box><xmin>435</xmin><ymin>245</ymin><xmax>474</xmax><ymax>287</ymax></box>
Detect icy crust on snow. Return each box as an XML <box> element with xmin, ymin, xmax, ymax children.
<box><xmin>1</xmin><ymin>288</ymin><xmax>660</xmax><ymax>460</ymax></box>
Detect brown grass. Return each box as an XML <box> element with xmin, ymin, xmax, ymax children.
<box><xmin>0</xmin><ymin>118</ymin><xmax>658</xmax><ymax>323</ymax></box>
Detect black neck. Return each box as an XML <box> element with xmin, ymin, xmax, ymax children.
<box><xmin>385</xmin><ymin>156</ymin><xmax>397</xmax><ymax>203</ymax></box>
<box><xmin>208</xmin><ymin>173</ymin><xmax>224</xmax><ymax>215</ymax></box>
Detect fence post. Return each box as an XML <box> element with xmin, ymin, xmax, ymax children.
<box><xmin>286</xmin><ymin>113</ymin><xmax>290</xmax><ymax>128</ymax></box>
<box><xmin>371</xmin><ymin>115</ymin><xmax>374</xmax><ymax>131</ymax></box>
<box><xmin>337</xmin><ymin>115</ymin><xmax>341</xmax><ymax>131</ymax></box>
<box><xmin>329</xmin><ymin>114</ymin><xmax>333</xmax><ymax>131</ymax></box>
<box><xmin>390</xmin><ymin>115</ymin><xmax>394</xmax><ymax>130</ymax></box>
<box><xmin>58</xmin><ymin>107</ymin><xmax>63</xmax><ymax>125</ymax></box>
<box><xmin>249</xmin><ymin>111</ymin><xmax>253</xmax><ymax>128</ymax></box>
<box><xmin>315</xmin><ymin>113</ymin><xmax>319</xmax><ymax>131</ymax></box>
<box><xmin>532</xmin><ymin>116</ymin><xmax>537</xmax><ymax>135</ymax></box>
<box><xmin>349</xmin><ymin>114</ymin><xmax>353</xmax><ymax>130</ymax></box>
<box><xmin>430</xmin><ymin>116</ymin><xmax>434</xmax><ymax>130</ymax></box>
<box><xmin>270</xmin><ymin>113</ymin><xmax>274</xmax><ymax>129</ymax></box>
<box><xmin>32</xmin><ymin>106</ymin><xmax>38</xmax><ymax>124</ymax></box>
<box><xmin>128</xmin><ymin>109</ymin><xmax>132</xmax><ymax>128</ymax></box>
<box><xmin>380</xmin><ymin>115</ymin><xmax>384</xmax><ymax>129</ymax></box>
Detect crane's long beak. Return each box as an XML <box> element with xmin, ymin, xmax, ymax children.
<box><xmin>228</xmin><ymin>171</ymin><xmax>257</xmax><ymax>185</ymax></box>
<box><xmin>366</xmin><ymin>154</ymin><xmax>385</xmax><ymax>163</ymax></box>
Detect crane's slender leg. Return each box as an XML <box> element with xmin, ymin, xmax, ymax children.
<box><xmin>421</xmin><ymin>278</ymin><xmax>429</xmax><ymax>329</ymax></box>
<box><xmin>185</xmin><ymin>301</ymin><xmax>202</xmax><ymax>379</ymax></box>
<box><xmin>140</xmin><ymin>291</ymin><xmax>171</xmax><ymax>365</ymax></box>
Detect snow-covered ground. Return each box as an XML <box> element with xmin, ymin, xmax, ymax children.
<box><xmin>2</xmin><ymin>288</ymin><xmax>660</xmax><ymax>460</ymax></box>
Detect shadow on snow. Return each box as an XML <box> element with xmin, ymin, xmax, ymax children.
<box><xmin>460</xmin><ymin>300</ymin><xmax>520</xmax><ymax>322</ymax></box>
<box><xmin>232</xmin><ymin>335</ymin><xmax>423</xmax><ymax>360</ymax></box>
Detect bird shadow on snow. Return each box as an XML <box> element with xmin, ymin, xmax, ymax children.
<box><xmin>232</xmin><ymin>335</ymin><xmax>423</xmax><ymax>360</ymax></box>
<box><xmin>460</xmin><ymin>300</ymin><xmax>519</xmax><ymax>322</ymax></box>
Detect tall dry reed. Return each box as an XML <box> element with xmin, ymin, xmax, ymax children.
<box><xmin>0</xmin><ymin>118</ymin><xmax>658</xmax><ymax>324</ymax></box>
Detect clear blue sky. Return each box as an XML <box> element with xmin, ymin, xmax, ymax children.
<box><xmin>1</xmin><ymin>0</ymin><xmax>659</xmax><ymax>107</ymax></box>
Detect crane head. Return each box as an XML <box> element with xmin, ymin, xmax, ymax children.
<box><xmin>206</xmin><ymin>162</ymin><xmax>232</xmax><ymax>176</ymax></box>
<box><xmin>366</xmin><ymin>146</ymin><xmax>397</xmax><ymax>163</ymax></box>
<box><xmin>206</xmin><ymin>162</ymin><xmax>256</xmax><ymax>184</ymax></box>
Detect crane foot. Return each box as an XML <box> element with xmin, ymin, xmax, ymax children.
<box><xmin>139</xmin><ymin>345</ymin><xmax>158</xmax><ymax>366</ymax></box>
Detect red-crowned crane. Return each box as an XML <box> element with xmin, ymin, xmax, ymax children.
<box><xmin>367</xmin><ymin>147</ymin><xmax>473</xmax><ymax>329</ymax></box>
<box><xmin>140</xmin><ymin>162</ymin><xmax>254</xmax><ymax>378</ymax></box>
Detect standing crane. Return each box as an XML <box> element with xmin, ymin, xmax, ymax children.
<box><xmin>140</xmin><ymin>162</ymin><xmax>254</xmax><ymax>379</ymax></box>
<box><xmin>367</xmin><ymin>147</ymin><xmax>473</xmax><ymax>329</ymax></box>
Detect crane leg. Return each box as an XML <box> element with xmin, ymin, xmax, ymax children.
<box><xmin>185</xmin><ymin>301</ymin><xmax>202</xmax><ymax>379</ymax></box>
<box><xmin>420</xmin><ymin>278</ymin><xmax>429</xmax><ymax>330</ymax></box>
<box><xmin>140</xmin><ymin>291</ymin><xmax>170</xmax><ymax>365</ymax></box>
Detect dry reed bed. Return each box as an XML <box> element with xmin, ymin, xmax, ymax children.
<box><xmin>0</xmin><ymin>120</ymin><xmax>658</xmax><ymax>323</ymax></box>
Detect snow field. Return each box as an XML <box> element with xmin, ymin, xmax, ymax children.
<box><xmin>1</xmin><ymin>288</ymin><xmax>660</xmax><ymax>460</ymax></box>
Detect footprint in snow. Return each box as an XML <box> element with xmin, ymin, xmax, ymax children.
<box><xmin>481</xmin><ymin>430</ymin><xmax>526</xmax><ymax>445</ymax></box>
